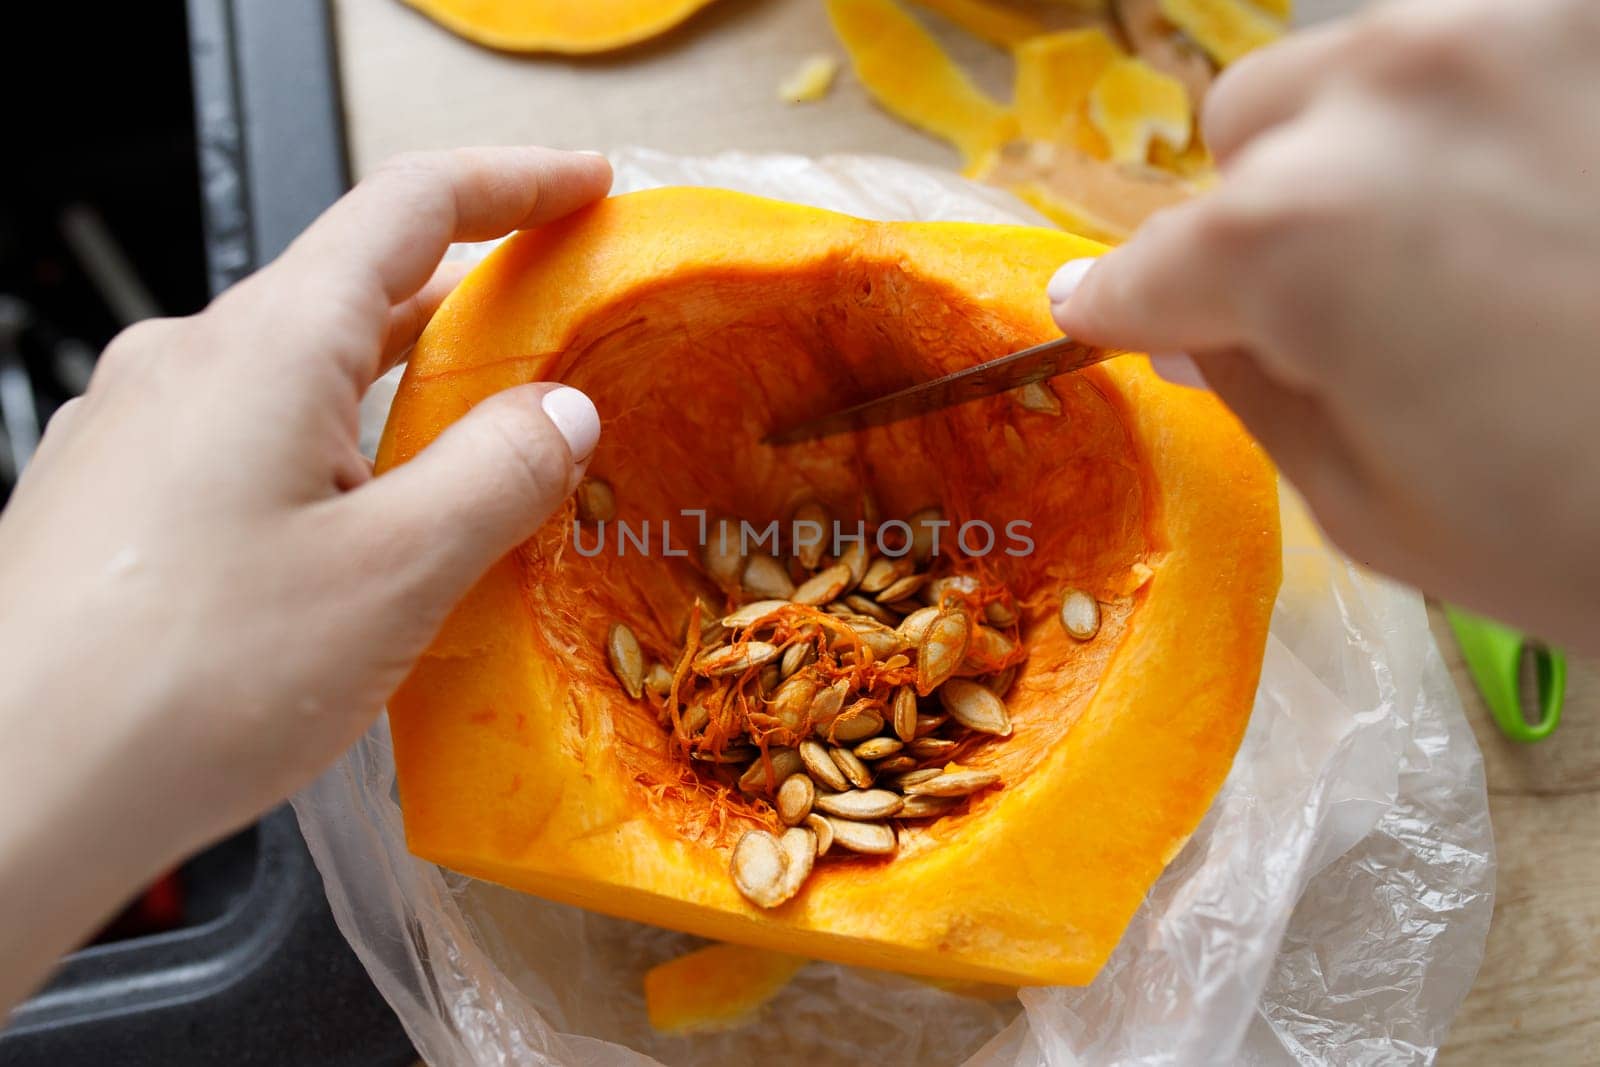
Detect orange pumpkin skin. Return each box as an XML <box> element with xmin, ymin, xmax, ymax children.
<box><xmin>402</xmin><ymin>0</ymin><xmax>719</xmax><ymax>53</ymax></box>
<box><xmin>376</xmin><ymin>188</ymin><xmax>1281</xmax><ymax>988</ymax></box>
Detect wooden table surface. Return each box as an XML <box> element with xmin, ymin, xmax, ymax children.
<box><xmin>333</xmin><ymin>0</ymin><xmax>1600</xmax><ymax>1060</ymax></box>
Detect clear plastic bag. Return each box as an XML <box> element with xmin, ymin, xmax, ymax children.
<box><xmin>304</xmin><ymin>150</ymin><xmax>1494</xmax><ymax>1066</ymax></box>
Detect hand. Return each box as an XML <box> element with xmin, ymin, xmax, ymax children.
<box><xmin>0</xmin><ymin>147</ymin><xmax>611</xmax><ymax>1008</ymax></box>
<box><xmin>1049</xmin><ymin>0</ymin><xmax>1600</xmax><ymax>652</ymax></box>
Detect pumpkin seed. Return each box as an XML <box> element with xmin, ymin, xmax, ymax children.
<box><xmin>843</xmin><ymin>594</ymin><xmax>898</xmax><ymax>626</ymax></box>
<box><xmin>876</xmin><ymin>755</ymin><xmax>918</xmax><ymax>774</ymax></box>
<box><xmin>792</xmin><ymin>501</ymin><xmax>830</xmax><ymax>570</ymax></box>
<box><xmin>877</xmin><ymin>572</ymin><xmax>928</xmax><ymax>604</ymax></box>
<box><xmin>800</xmin><ymin>739</ymin><xmax>850</xmax><ymax>792</ymax></box>
<box><xmin>731</xmin><ymin>827</ymin><xmax>815</xmax><ymax>908</ymax></box>
<box><xmin>792</xmin><ymin>564</ymin><xmax>852</xmax><ymax>606</ymax></box>
<box><xmin>890</xmin><ymin>767</ymin><xmax>944</xmax><ymax>791</ymax></box>
<box><xmin>776</xmin><ymin>826</ymin><xmax>817</xmax><ymax>899</ymax></box>
<box><xmin>897</xmin><ymin>605</ymin><xmax>941</xmax><ymax>645</ymax></box>
<box><xmin>855</xmin><ymin>737</ymin><xmax>904</xmax><ymax>760</ymax></box>
<box><xmin>703</xmin><ymin>517</ymin><xmax>746</xmax><ymax>587</ymax></box>
<box><xmin>828</xmin><ymin>706</ymin><xmax>885</xmax><ymax>743</ymax></box>
<box><xmin>837</xmin><ymin>539</ymin><xmax>869</xmax><ymax>587</ymax></box>
<box><xmin>923</xmin><ymin>574</ymin><xmax>980</xmax><ymax>607</ymax></box>
<box><xmin>897</xmin><ymin>794</ymin><xmax>961</xmax><ymax>818</ymax></box>
<box><xmin>804</xmin><ymin>812</ymin><xmax>834</xmax><ymax>856</ymax></box>
<box><xmin>1060</xmin><ymin>589</ymin><xmax>1101</xmax><ymax>640</ymax></box>
<box><xmin>759</xmin><ymin>664</ymin><xmax>782</xmax><ymax>696</ymax></box>
<box><xmin>916</xmin><ymin>610</ymin><xmax>971</xmax><ymax>694</ymax></box>
<box><xmin>940</xmin><ymin>679</ymin><xmax>1013</xmax><ymax>736</ymax></box>
<box><xmin>842</xmin><ymin>625</ymin><xmax>905</xmax><ymax>662</ymax></box>
<box><xmin>770</xmin><ymin>672</ymin><xmax>819</xmax><ymax>734</ymax></box>
<box><xmin>914</xmin><ymin>713</ymin><xmax>947</xmax><ymax>738</ymax></box>
<box><xmin>961</xmin><ymin>625</ymin><xmax>1018</xmax><ymax>674</ymax></box>
<box><xmin>904</xmin><ymin>767</ymin><xmax>1001</xmax><ymax>798</ymax></box>
<box><xmin>909</xmin><ymin>737</ymin><xmax>958</xmax><ymax>759</ymax></box>
<box><xmin>779</xmin><ymin>638</ymin><xmax>816</xmax><ymax>680</ymax></box>
<box><xmin>777</xmin><ymin>773</ymin><xmax>815</xmax><ymax>826</ymax></box>
<box><xmin>643</xmin><ymin>661</ymin><xmax>675</xmax><ymax>698</ymax></box>
<box><xmin>867</xmin><ymin>556</ymin><xmax>917</xmax><ymax>595</ymax></box>
<box><xmin>814</xmin><ymin>789</ymin><xmax>904</xmax><ymax>820</ymax></box>
<box><xmin>680</xmin><ymin>694</ymin><xmax>712</xmax><ymax>737</ymax></box>
<box><xmin>825</xmin><ymin>817</ymin><xmax>897</xmax><ymax>856</ymax></box>
<box><xmin>891</xmin><ymin>686</ymin><xmax>918</xmax><ymax>743</ymax></box>
<box><xmin>1016</xmin><ymin>381</ymin><xmax>1062</xmax><ymax>415</ymax></box>
<box><xmin>907</xmin><ymin>506</ymin><xmax>945</xmax><ymax>564</ymax></box>
<box><xmin>606</xmin><ymin>622</ymin><xmax>645</xmax><ymax>699</ymax></box>
<box><xmin>742</xmin><ymin>555</ymin><xmax>796</xmax><ymax>600</ymax></box>
<box><xmin>574</xmin><ymin>477</ymin><xmax>616</xmax><ymax>523</ymax></box>
<box><xmin>693</xmin><ymin>743</ymin><xmax>758</xmax><ymax>764</ymax></box>
<box><xmin>984</xmin><ymin>598</ymin><xmax>1018</xmax><ymax>627</ymax></box>
<box><xmin>829</xmin><ymin>745</ymin><xmax>874</xmax><ymax>789</ymax></box>
<box><xmin>808</xmin><ymin>678</ymin><xmax>851</xmax><ymax>731</ymax></box>
<box><xmin>695</xmin><ymin>641</ymin><xmax>780</xmax><ymax>677</ymax></box>
<box><xmin>989</xmin><ymin>665</ymin><xmax>1018</xmax><ymax>697</ymax></box>
<box><xmin>722</xmin><ymin>600</ymin><xmax>790</xmax><ymax>630</ymax></box>
<box><xmin>730</xmin><ymin>830</ymin><xmax>789</xmax><ymax>908</ymax></box>
<box><xmin>739</xmin><ymin>747</ymin><xmax>803</xmax><ymax>794</ymax></box>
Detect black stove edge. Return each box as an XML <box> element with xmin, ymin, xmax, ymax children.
<box><xmin>3</xmin><ymin>2</ymin><xmax>413</xmax><ymax>1064</ymax></box>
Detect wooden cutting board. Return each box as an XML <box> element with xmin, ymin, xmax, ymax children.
<box><xmin>331</xmin><ymin>2</ymin><xmax>1600</xmax><ymax>1061</ymax></box>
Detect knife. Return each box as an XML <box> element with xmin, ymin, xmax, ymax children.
<box><xmin>763</xmin><ymin>335</ymin><xmax>1122</xmax><ymax>445</ymax></box>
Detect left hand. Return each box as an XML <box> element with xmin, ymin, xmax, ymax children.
<box><xmin>0</xmin><ymin>147</ymin><xmax>611</xmax><ymax>1009</ymax></box>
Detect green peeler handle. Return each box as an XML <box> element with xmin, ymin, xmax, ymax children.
<box><xmin>1444</xmin><ymin>605</ymin><xmax>1566</xmax><ymax>742</ymax></box>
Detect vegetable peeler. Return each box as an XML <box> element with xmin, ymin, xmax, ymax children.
<box><xmin>1444</xmin><ymin>605</ymin><xmax>1565</xmax><ymax>742</ymax></box>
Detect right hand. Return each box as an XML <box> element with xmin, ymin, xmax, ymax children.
<box><xmin>1049</xmin><ymin>0</ymin><xmax>1600</xmax><ymax>652</ymax></box>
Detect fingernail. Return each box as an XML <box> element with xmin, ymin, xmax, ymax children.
<box><xmin>1149</xmin><ymin>352</ymin><xmax>1209</xmax><ymax>389</ymax></box>
<box><xmin>1046</xmin><ymin>258</ymin><xmax>1096</xmax><ymax>306</ymax></box>
<box><xmin>574</xmin><ymin>149</ymin><xmax>606</xmax><ymax>157</ymax></box>
<box><xmin>541</xmin><ymin>386</ymin><xmax>601</xmax><ymax>462</ymax></box>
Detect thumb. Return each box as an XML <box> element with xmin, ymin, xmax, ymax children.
<box><xmin>357</xmin><ymin>382</ymin><xmax>600</xmax><ymax>598</ymax></box>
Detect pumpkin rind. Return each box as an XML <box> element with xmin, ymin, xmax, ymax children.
<box><xmin>402</xmin><ymin>0</ymin><xmax>720</xmax><ymax>54</ymax></box>
<box><xmin>377</xmin><ymin>187</ymin><xmax>1281</xmax><ymax>987</ymax></box>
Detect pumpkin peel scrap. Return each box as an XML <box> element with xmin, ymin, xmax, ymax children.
<box><xmin>378</xmin><ymin>187</ymin><xmax>1281</xmax><ymax>988</ymax></box>
<box><xmin>1158</xmin><ymin>0</ymin><xmax>1286</xmax><ymax>66</ymax></box>
<box><xmin>1087</xmin><ymin>56</ymin><xmax>1193</xmax><ymax>164</ymax></box>
<box><xmin>910</xmin><ymin>0</ymin><xmax>1049</xmax><ymax>48</ymax></box>
<box><xmin>644</xmin><ymin>943</ymin><xmax>807</xmax><ymax>1033</ymax></box>
<box><xmin>1012</xmin><ymin>27</ymin><xmax>1123</xmax><ymax>144</ymax></box>
<box><xmin>827</xmin><ymin>0</ymin><xmax>1018</xmax><ymax>167</ymax></box>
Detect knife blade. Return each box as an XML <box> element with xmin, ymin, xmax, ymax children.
<box><xmin>763</xmin><ymin>335</ymin><xmax>1121</xmax><ymax>446</ymax></box>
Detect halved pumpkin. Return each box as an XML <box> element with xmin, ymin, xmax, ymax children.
<box><xmin>402</xmin><ymin>0</ymin><xmax>719</xmax><ymax>53</ymax></box>
<box><xmin>377</xmin><ymin>187</ymin><xmax>1280</xmax><ymax>987</ymax></box>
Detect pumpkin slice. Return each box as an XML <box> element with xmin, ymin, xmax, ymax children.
<box><xmin>378</xmin><ymin>187</ymin><xmax>1281</xmax><ymax>988</ymax></box>
<box><xmin>911</xmin><ymin>0</ymin><xmax>1048</xmax><ymax>48</ymax></box>
<box><xmin>1012</xmin><ymin>28</ymin><xmax>1123</xmax><ymax>144</ymax></box>
<box><xmin>1087</xmin><ymin>56</ymin><xmax>1193</xmax><ymax>164</ymax></box>
<box><xmin>1158</xmin><ymin>0</ymin><xmax>1285</xmax><ymax>66</ymax></box>
<box><xmin>644</xmin><ymin>943</ymin><xmax>807</xmax><ymax>1033</ymax></box>
<box><xmin>828</xmin><ymin>0</ymin><xmax>1018</xmax><ymax>166</ymax></box>
<box><xmin>401</xmin><ymin>0</ymin><xmax>719</xmax><ymax>53</ymax></box>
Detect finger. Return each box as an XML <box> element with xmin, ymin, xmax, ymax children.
<box><xmin>286</xmin><ymin>147</ymin><xmax>610</xmax><ymax>307</ymax></box>
<box><xmin>256</xmin><ymin>147</ymin><xmax>611</xmax><ymax>379</ymax></box>
<box><xmin>1204</xmin><ymin>22</ymin><xmax>1352</xmax><ymax>166</ymax></box>
<box><xmin>351</xmin><ymin>383</ymin><xmax>601</xmax><ymax>601</ymax></box>
<box><xmin>378</xmin><ymin>260</ymin><xmax>473</xmax><ymax>375</ymax></box>
<box><xmin>1048</xmin><ymin>199</ymin><xmax>1248</xmax><ymax>356</ymax></box>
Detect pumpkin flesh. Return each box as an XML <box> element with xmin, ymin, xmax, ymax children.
<box><xmin>378</xmin><ymin>188</ymin><xmax>1280</xmax><ymax>987</ymax></box>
